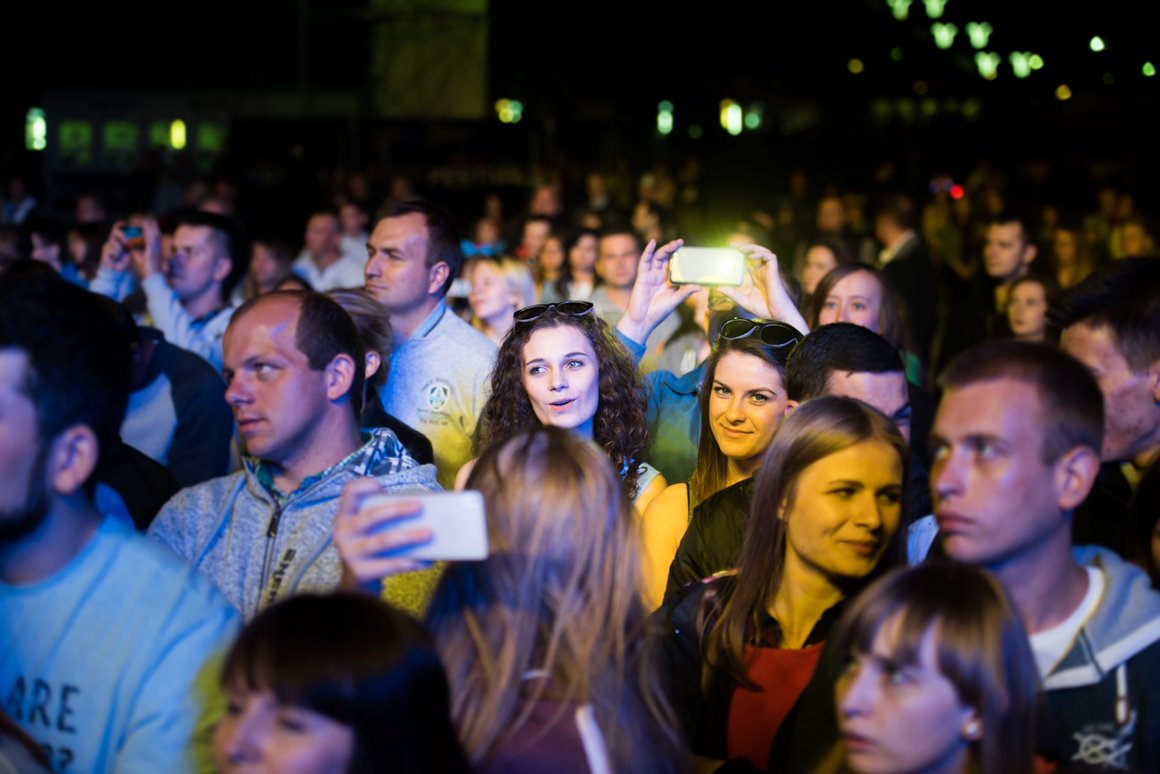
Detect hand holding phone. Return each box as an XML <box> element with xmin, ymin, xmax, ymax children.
<box><xmin>668</xmin><ymin>247</ymin><xmax>746</xmax><ymax>286</ymax></box>
<box><xmin>334</xmin><ymin>479</ymin><xmax>440</xmax><ymax>590</ymax></box>
<box><xmin>360</xmin><ymin>491</ymin><xmax>489</xmax><ymax>561</ymax></box>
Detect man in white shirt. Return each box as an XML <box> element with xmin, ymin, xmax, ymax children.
<box><xmin>92</xmin><ymin>212</ymin><xmax>241</xmax><ymax>371</ymax></box>
<box><xmin>930</xmin><ymin>340</ymin><xmax>1160</xmax><ymax>770</ymax></box>
<box><xmin>293</xmin><ymin>211</ymin><xmax>366</xmax><ymax>292</ymax></box>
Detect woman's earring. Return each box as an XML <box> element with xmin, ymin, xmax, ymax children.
<box><xmin>962</xmin><ymin>718</ymin><xmax>982</xmax><ymax>741</ymax></box>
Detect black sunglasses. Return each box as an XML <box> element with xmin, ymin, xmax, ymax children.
<box><xmin>513</xmin><ymin>301</ymin><xmax>596</xmax><ymax>325</ymax></box>
<box><xmin>718</xmin><ymin>318</ymin><xmax>802</xmax><ymax>348</ymax></box>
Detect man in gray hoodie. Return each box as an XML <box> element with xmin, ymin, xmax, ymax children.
<box><xmin>149</xmin><ymin>291</ymin><xmax>440</xmax><ymax>620</ymax></box>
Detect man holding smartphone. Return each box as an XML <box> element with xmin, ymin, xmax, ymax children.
<box><xmin>92</xmin><ymin>211</ymin><xmax>241</xmax><ymax>371</ymax></box>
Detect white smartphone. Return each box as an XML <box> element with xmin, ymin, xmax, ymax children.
<box><xmin>360</xmin><ymin>491</ymin><xmax>489</xmax><ymax>561</ymax></box>
<box><xmin>669</xmin><ymin>247</ymin><xmax>746</xmax><ymax>286</ymax></box>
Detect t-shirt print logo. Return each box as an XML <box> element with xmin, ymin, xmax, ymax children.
<box><xmin>426</xmin><ymin>382</ymin><xmax>450</xmax><ymax>412</ymax></box>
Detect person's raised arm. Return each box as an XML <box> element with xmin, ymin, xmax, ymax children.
<box><xmin>615</xmin><ymin>238</ymin><xmax>700</xmax><ymax>347</ymax></box>
<box><xmin>90</xmin><ymin>220</ymin><xmax>136</xmax><ymax>301</ymax></box>
<box><xmin>717</xmin><ymin>243</ymin><xmax>810</xmax><ymax>334</ymax></box>
<box><xmin>333</xmin><ymin>478</ymin><xmax>435</xmax><ymax>594</ymax></box>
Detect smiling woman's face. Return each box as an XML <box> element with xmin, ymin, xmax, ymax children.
<box><xmin>521</xmin><ymin>324</ymin><xmax>601</xmax><ymax>438</ymax></box>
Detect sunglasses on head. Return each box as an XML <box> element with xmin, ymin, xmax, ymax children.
<box><xmin>717</xmin><ymin>318</ymin><xmax>802</xmax><ymax>349</ymax></box>
<box><xmin>513</xmin><ymin>301</ymin><xmax>596</xmax><ymax>325</ymax></box>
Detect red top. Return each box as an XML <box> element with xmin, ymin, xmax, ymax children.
<box><xmin>725</xmin><ymin>642</ymin><xmax>825</xmax><ymax>768</ymax></box>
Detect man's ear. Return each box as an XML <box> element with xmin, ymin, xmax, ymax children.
<box><xmin>1054</xmin><ymin>445</ymin><xmax>1101</xmax><ymax>511</ymax></box>
<box><xmin>49</xmin><ymin>426</ymin><xmax>99</xmax><ymax>497</ymax></box>
<box><xmin>364</xmin><ymin>351</ymin><xmax>382</xmax><ymax>381</ymax></box>
<box><xmin>213</xmin><ymin>256</ymin><xmax>233</xmax><ymax>284</ymax></box>
<box><xmin>426</xmin><ymin>261</ymin><xmax>450</xmax><ymax>296</ymax></box>
<box><xmin>325</xmin><ymin>353</ymin><xmax>358</xmax><ymax>403</ymax></box>
<box><xmin>1022</xmin><ymin>243</ymin><xmax>1038</xmax><ymax>268</ymax></box>
<box><xmin>1146</xmin><ymin>358</ymin><xmax>1160</xmax><ymax>404</ymax></box>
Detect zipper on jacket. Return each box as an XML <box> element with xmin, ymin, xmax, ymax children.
<box><xmin>258</xmin><ymin>506</ymin><xmax>284</xmax><ymax>599</ymax></box>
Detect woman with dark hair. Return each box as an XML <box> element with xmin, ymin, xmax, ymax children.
<box><xmin>458</xmin><ymin>300</ymin><xmax>665</xmax><ymax>510</ymax></box>
<box><xmin>824</xmin><ymin>562</ymin><xmax>1039</xmax><ymax>774</ymax></box>
<box><xmin>658</xmin><ymin>396</ymin><xmax>907</xmax><ymax>768</ymax></box>
<box><xmin>810</xmin><ymin>264</ymin><xmax>922</xmax><ymax>385</ymax></box>
<box><xmin>800</xmin><ymin>236</ymin><xmax>856</xmax><ymax>302</ymax></box>
<box><xmin>1005</xmin><ymin>274</ymin><xmax>1060</xmax><ymax>344</ymax></box>
<box><xmin>641</xmin><ymin>319</ymin><xmax>802</xmax><ymax>607</ymax></box>
<box><xmin>534</xmin><ymin>230</ymin><xmax>569</xmax><ymax>304</ymax></box>
<box><xmin>565</xmin><ymin>229</ymin><xmax>600</xmax><ymax>301</ymax></box>
<box><xmin>214</xmin><ymin>592</ymin><xmax>470</xmax><ymax>773</ymax></box>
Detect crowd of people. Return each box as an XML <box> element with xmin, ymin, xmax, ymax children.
<box><xmin>1</xmin><ymin>165</ymin><xmax>1159</xmax><ymax>773</ymax></box>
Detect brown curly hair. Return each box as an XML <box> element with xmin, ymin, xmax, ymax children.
<box><xmin>477</xmin><ymin>307</ymin><xmax>650</xmax><ymax>498</ymax></box>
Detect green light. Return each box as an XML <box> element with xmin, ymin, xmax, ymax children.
<box><xmin>1103</xmin><ymin>72</ymin><xmax>1115</xmax><ymax>85</ymax></box>
<box><xmin>891</xmin><ymin>47</ymin><xmax>904</xmax><ymax>61</ymax></box>
<box><xmin>494</xmin><ymin>99</ymin><xmax>523</xmax><ymax>124</ymax></box>
<box><xmin>966</xmin><ymin>21</ymin><xmax>992</xmax><ymax>49</ymax></box>
<box><xmin>169</xmin><ymin>120</ymin><xmax>187</xmax><ymax>150</ymax></box>
<box><xmin>848</xmin><ymin>58</ymin><xmax>865</xmax><ymax>74</ymax></box>
<box><xmin>657</xmin><ymin>101</ymin><xmax>674</xmax><ymax>135</ymax></box>
<box><xmin>25</xmin><ymin>108</ymin><xmax>46</xmax><ymax>152</ymax></box>
<box><xmin>1029</xmin><ymin>54</ymin><xmax>1044</xmax><ymax>70</ymax></box>
<box><xmin>744</xmin><ymin>112</ymin><xmax>761</xmax><ymax>130</ymax></box>
<box><xmin>975</xmin><ymin>51</ymin><xmax>1000</xmax><ymax>79</ymax></box>
<box><xmin>688</xmin><ymin>124</ymin><xmax>703</xmax><ymax>139</ymax></box>
<box><xmin>1144</xmin><ymin>62</ymin><xmax>1156</xmax><ymax>77</ymax></box>
<box><xmin>719</xmin><ymin>100</ymin><xmax>743</xmax><ymax>136</ymax></box>
<box><xmin>1056</xmin><ymin>84</ymin><xmax>1072</xmax><ymax>101</ymax></box>
<box><xmin>886</xmin><ymin>0</ymin><xmax>912</xmax><ymax>21</ymax></box>
<box><xmin>1090</xmin><ymin>36</ymin><xmax>1105</xmax><ymax>52</ymax></box>
<box><xmin>1010</xmin><ymin>52</ymin><xmax>1031</xmax><ymax>79</ymax></box>
<box><xmin>924</xmin><ymin>0</ymin><xmax>947</xmax><ymax>19</ymax></box>
<box><xmin>932</xmin><ymin>23</ymin><xmax>957</xmax><ymax>50</ymax></box>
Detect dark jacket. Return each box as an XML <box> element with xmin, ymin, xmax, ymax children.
<box><xmin>665</xmin><ymin>479</ymin><xmax>755</xmax><ymax>602</ymax></box>
<box><xmin>656</xmin><ymin>575</ymin><xmax>843</xmax><ymax>760</ymax></box>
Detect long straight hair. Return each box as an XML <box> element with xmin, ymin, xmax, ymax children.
<box><xmin>700</xmin><ymin>396</ymin><xmax>908</xmax><ymax>690</ymax></box>
<box><xmin>688</xmin><ymin>331</ymin><xmax>793</xmax><ymax>504</ymax></box>
<box><xmin>426</xmin><ymin>427</ymin><xmax>687</xmax><ymax>770</ymax></box>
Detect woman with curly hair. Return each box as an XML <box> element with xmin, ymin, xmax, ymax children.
<box><xmin>455</xmin><ymin>300</ymin><xmax>666</xmax><ymax>511</ymax></box>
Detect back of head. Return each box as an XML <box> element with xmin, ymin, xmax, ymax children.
<box><xmin>428</xmin><ymin>427</ymin><xmax>679</xmax><ymax>766</ymax></box>
<box><xmin>831</xmin><ymin>562</ymin><xmax>1039</xmax><ymax>774</ymax></box>
<box><xmin>1055</xmin><ymin>256</ymin><xmax>1160</xmax><ymax>373</ymax></box>
<box><xmin>875</xmin><ymin>193</ymin><xmax>917</xmax><ymax>232</ymax></box>
<box><xmin>221</xmin><ymin>592</ymin><xmax>468</xmax><ymax>773</ymax></box>
<box><xmin>381</xmin><ymin>198</ymin><xmax>463</xmax><ymax>296</ymax></box>
<box><xmin>787</xmin><ymin>323</ymin><xmax>905</xmax><ymax>402</ymax></box>
<box><xmin>231</xmin><ymin>290</ymin><xmax>366</xmax><ymax>418</ymax></box>
<box><xmin>0</xmin><ymin>272</ymin><xmax>131</xmax><ymax>491</ymax></box>
<box><xmin>940</xmin><ymin>340</ymin><xmax>1103</xmax><ymax>463</ymax></box>
<box><xmin>327</xmin><ymin>288</ymin><xmax>391</xmax><ymax>389</ymax></box>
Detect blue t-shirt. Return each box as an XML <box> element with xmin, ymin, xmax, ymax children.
<box><xmin>1</xmin><ymin>517</ymin><xmax>239</xmax><ymax>773</ymax></box>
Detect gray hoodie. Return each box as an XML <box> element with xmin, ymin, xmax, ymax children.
<box><xmin>149</xmin><ymin>428</ymin><xmax>440</xmax><ymax>620</ymax></box>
